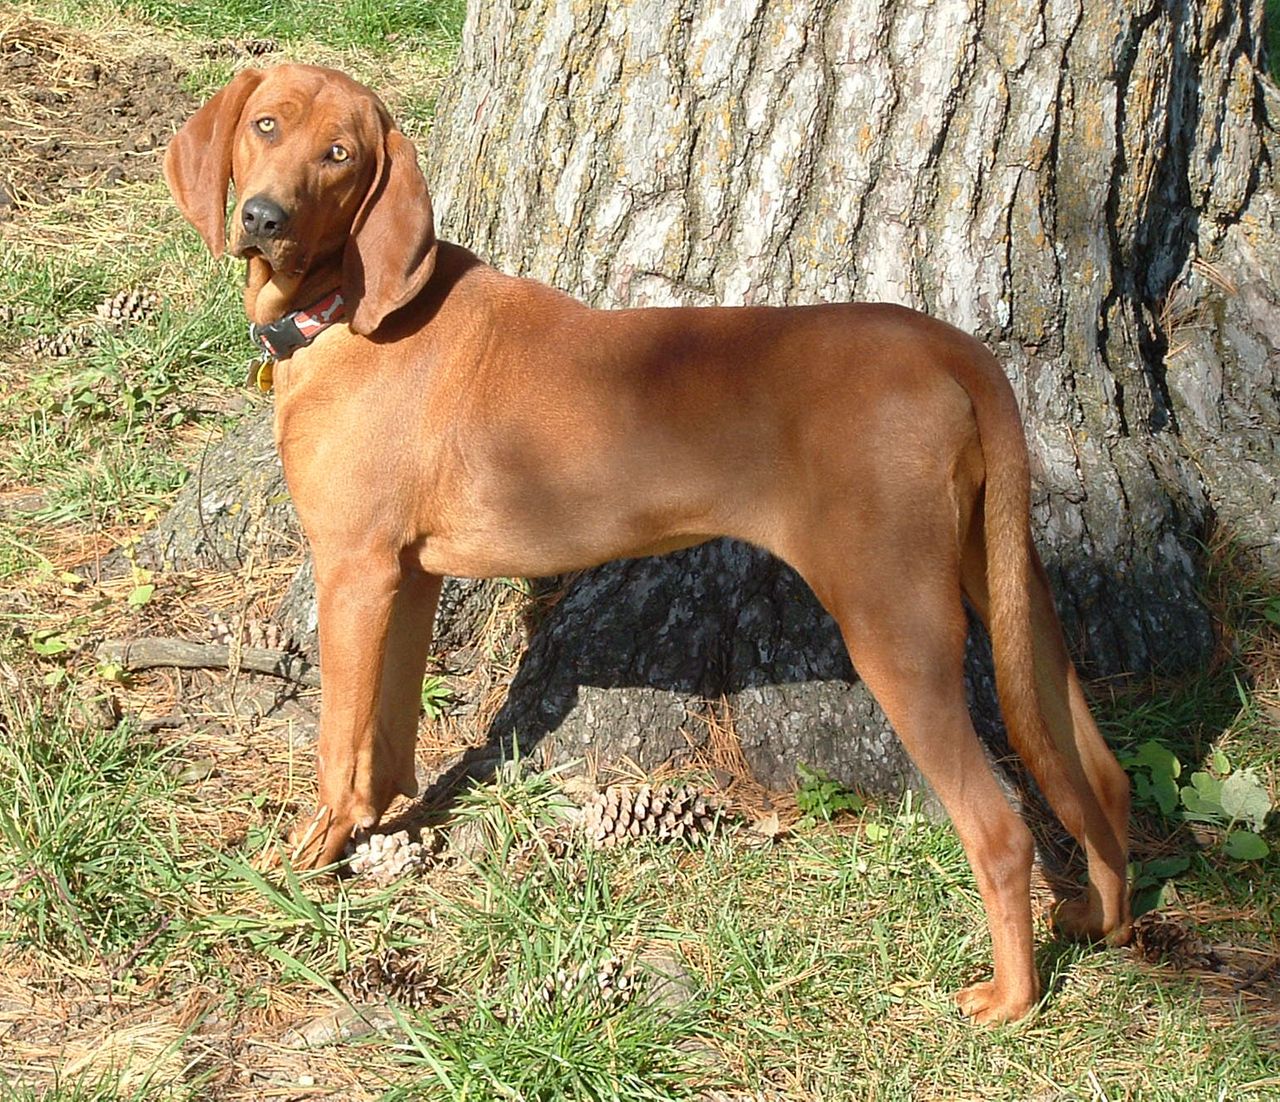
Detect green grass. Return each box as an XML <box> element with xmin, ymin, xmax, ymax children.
<box><xmin>148</xmin><ymin>0</ymin><xmax>464</xmax><ymax>52</ymax></box>
<box><xmin>0</xmin><ymin>4</ymin><xmax>464</xmax><ymax>1093</ymax></box>
<box><xmin>32</xmin><ymin>0</ymin><xmax>465</xmax><ymax>58</ymax></box>
<box><xmin>384</xmin><ymin>771</ymin><xmax>713</xmax><ymax>1100</ymax></box>
<box><xmin>0</xmin><ymin>213</ymin><xmax>248</xmax><ymax>572</ymax></box>
<box><xmin>0</xmin><ymin>1080</ymin><xmax>163</xmax><ymax>1102</ymax></box>
<box><xmin>1269</xmin><ymin>0</ymin><xmax>1280</xmax><ymax>82</ymax></box>
<box><xmin>0</xmin><ymin>686</ymin><xmax>190</xmax><ymax>959</ymax></box>
<box><xmin>0</xmin><ymin>689</ymin><xmax>1275</xmax><ymax>1099</ymax></box>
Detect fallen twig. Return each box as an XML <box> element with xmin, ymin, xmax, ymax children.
<box><xmin>112</xmin><ymin>915</ymin><xmax>173</xmax><ymax>980</ymax></box>
<box><xmin>135</xmin><ymin>712</ymin><xmax>187</xmax><ymax>732</ymax></box>
<box><xmin>96</xmin><ymin>637</ymin><xmax>321</xmax><ymax>686</ymax></box>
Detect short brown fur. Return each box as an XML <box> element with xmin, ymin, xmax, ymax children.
<box><xmin>165</xmin><ymin>64</ymin><xmax>1133</xmax><ymax>1023</ymax></box>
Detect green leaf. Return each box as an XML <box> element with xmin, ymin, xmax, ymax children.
<box><xmin>128</xmin><ymin>583</ymin><xmax>156</xmax><ymax>607</ymax></box>
<box><xmin>97</xmin><ymin>661</ymin><xmax>126</xmax><ymax>683</ymax></box>
<box><xmin>1151</xmin><ymin>773</ymin><xmax>1180</xmax><ymax>817</ymax></box>
<box><xmin>1136</xmin><ymin>880</ymin><xmax>1182</xmax><ymax>916</ymax></box>
<box><xmin>420</xmin><ymin>674</ymin><xmax>454</xmax><ymax>719</ymax></box>
<box><xmin>1132</xmin><ymin>741</ymin><xmax>1181</xmax><ymax>781</ymax></box>
<box><xmin>1181</xmin><ymin>772</ymin><xmax>1226</xmax><ymax>823</ymax></box>
<box><xmin>1210</xmin><ymin>748</ymin><xmax>1230</xmax><ymax>775</ymax></box>
<box><xmin>1189</xmin><ymin>771</ymin><xmax>1223</xmax><ymax>801</ymax></box>
<box><xmin>839</xmin><ymin>792</ymin><xmax>865</xmax><ymax>814</ymax></box>
<box><xmin>1179</xmin><ymin>789</ymin><xmax>1226</xmax><ymax>824</ymax></box>
<box><xmin>863</xmin><ymin>822</ymin><xmax>888</xmax><ymax>842</ymax></box>
<box><xmin>1143</xmin><ymin>854</ymin><xmax>1191</xmax><ymax>879</ymax></box>
<box><xmin>1220</xmin><ymin>770</ymin><xmax>1272</xmax><ymax>832</ymax></box>
<box><xmin>1132</xmin><ymin>885</ymin><xmax>1165</xmax><ymax>918</ymax></box>
<box><xmin>1223</xmin><ymin>830</ymin><xmax>1270</xmax><ymax>861</ymax></box>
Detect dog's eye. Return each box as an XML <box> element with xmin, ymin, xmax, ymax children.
<box><xmin>328</xmin><ymin>144</ymin><xmax>350</xmax><ymax>163</ymax></box>
<box><xmin>255</xmin><ymin>117</ymin><xmax>276</xmax><ymax>134</ymax></box>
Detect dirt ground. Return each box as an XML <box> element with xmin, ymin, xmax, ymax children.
<box><xmin>0</xmin><ymin>15</ymin><xmax>193</xmax><ymax>213</ymax></box>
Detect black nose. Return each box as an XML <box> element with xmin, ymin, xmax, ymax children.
<box><xmin>241</xmin><ymin>195</ymin><xmax>290</xmax><ymax>239</ymax></box>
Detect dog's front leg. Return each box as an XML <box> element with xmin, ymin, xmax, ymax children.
<box><xmin>285</xmin><ymin>552</ymin><xmax>439</xmax><ymax>869</ymax></box>
<box><xmin>377</xmin><ymin>567</ymin><xmax>443</xmax><ymax>803</ymax></box>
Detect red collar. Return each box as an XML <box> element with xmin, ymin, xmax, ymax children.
<box><xmin>250</xmin><ymin>289</ymin><xmax>346</xmax><ymax>360</ymax></box>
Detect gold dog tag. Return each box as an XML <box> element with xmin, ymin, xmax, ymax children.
<box><xmin>245</xmin><ymin>354</ymin><xmax>275</xmax><ymax>392</ymax></box>
<box><xmin>254</xmin><ymin>359</ymin><xmax>274</xmax><ymax>392</ymax></box>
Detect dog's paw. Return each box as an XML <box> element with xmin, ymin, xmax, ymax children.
<box><xmin>955</xmin><ymin>980</ymin><xmax>1037</xmax><ymax>1024</ymax></box>
<box><xmin>1051</xmin><ymin>896</ymin><xmax>1133</xmax><ymax>947</ymax></box>
<box><xmin>274</xmin><ymin>804</ymin><xmax>356</xmax><ymax>871</ymax></box>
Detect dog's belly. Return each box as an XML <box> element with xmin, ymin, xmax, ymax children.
<box><xmin>410</xmin><ymin>462</ymin><xmax>733</xmax><ymax>577</ymax></box>
<box><xmin>411</xmin><ymin>529</ymin><xmax>714</xmax><ymax>579</ymax></box>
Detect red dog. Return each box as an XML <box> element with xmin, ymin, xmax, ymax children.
<box><xmin>165</xmin><ymin>64</ymin><xmax>1132</xmax><ymax>1022</ymax></box>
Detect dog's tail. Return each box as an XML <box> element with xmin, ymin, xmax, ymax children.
<box><xmin>956</xmin><ymin>342</ymin><xmax>1087</xmax><ymax>838</ymax></box>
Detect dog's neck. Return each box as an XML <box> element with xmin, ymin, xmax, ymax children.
<box><xmin>244</xmin><ymin>256</ymin><xmax>343</xmax><ymax>326</ymax></box>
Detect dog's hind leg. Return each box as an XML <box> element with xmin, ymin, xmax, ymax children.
<box><xmin>960</xmin><ymin>527</ymin><xmax>1132</xmax><ymax>945</ymax></box>
<box><xmin>788</xmin><ymin>520</ymin><xmax>1041</xmax><ymax>1023</ymax></box>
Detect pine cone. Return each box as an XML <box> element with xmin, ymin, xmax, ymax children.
<box><xmin>95</xmin><ymin>288</ymin><xmax>160</xmax><ymax>325</ymax></box>
<box><xmin>509</xmin><ymin>952</ymin><xmax>638</xmax><ymax>1021</ymax></box>
<box><xmin>246</xmin><ymin>618</ymin><xmax>287</xmax><ymax>650</ymax></box>
<box><xmin>208</xmin><ymin>614</ymin><xmax>292</xmax><ymax>652</ymax></box>
<box><xmin>506</xmin><ymin>826</ymin><xmax>576</xmax><ymax>880</ymax></box>
<box><xmin>512</xmin><ymin>960</ymin><xmax>586</xmax><ymax>1019</ymax></box>
<box><xmin>347</xmin><ymin>828</ymin><xmax>431</xmax><ymax>883</ymax></box>
<box><xmin>29</xmin><ymin>328</ymin><xmax>93</xmax><ymax>358</ymax></box>
<box><xmin>1131</xmin><ymin>911</ymin><xmax>1222</xmax><ymax>971</ymax></box>
<box><xmin>594</xmin><ymin>952</ymin><xmax>637</xmax><ymax>1009</ymax></box>
<box><xmin>582</xmin><ymin>783</ymin><xmax>721</xmax><ymax>848</ymax></box>
<box><xmin>207</xmin><ymin>612</ymin><xmax>233</xmax><ymax>646</ymax></box>
<box><xmin>345</xmin><ymin>946</ymin><xmax>444</xmax><ymax>1009</ymax></box>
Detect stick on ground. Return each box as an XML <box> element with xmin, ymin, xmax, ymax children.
<box><xmin>96</xmin><ymin>637</ymin><xmax>321</xmax><ymax>686</ymax></box>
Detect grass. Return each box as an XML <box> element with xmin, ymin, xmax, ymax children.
<box><xmin>0</xmin><ymin>195</ymin><xmax>246</xmax><ymax>574</ymax></box>
<box><xmin>23</xmin><ymin>0</ymin><xmax>464</xmax><ymax>54</ymax></box>
<box><xmin>1270</xmin><ymin>0</ymin><xmax>1280</xmax><ymax>82</ymax></box>
<box><xmin>0</xmin><ymin>688</ymin><xmax>188</xmax><ymax>958</ymax></box>
<box><xmin>132</xmin><ymin>0</ymin><xmax>464</xmax><ymax>57</ymax></box>
<box><xmin>0</xmin><ymin>0</ymin><xmax>1277</xmax><ymax>1099</ymax></box>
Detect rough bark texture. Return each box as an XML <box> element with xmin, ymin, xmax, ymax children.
<box><xmin>142</xmin><ymin>405</ymin><xmax>298</xmax><ymax>572</ymax></box>
<box><xmin>150</xmin><ymin>0</ymin><xmax>1279</xmax><ymax>798</ymax></box>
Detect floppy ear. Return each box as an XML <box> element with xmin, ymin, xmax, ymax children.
<box><xmin>343</xmin><ymin>129</ymin><xmax>438</xmax><ymax>336</ymax></box>
<box><xmin>163</xmin><ymin>69</ymin><xmax>265</xmax><ymax>257</ymax></box>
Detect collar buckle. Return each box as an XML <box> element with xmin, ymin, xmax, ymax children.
<box><xmin>249</xmin><ymin>289</ymin><xmax>346</xmax><ymax>364</ymax></box>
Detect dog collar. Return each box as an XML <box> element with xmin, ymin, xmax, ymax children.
<box><xmin>249</xmin><ymin>289</ymin><xmax>346</xmax><ymax>361</ymax></box>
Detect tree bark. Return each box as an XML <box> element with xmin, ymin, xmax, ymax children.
<box><xmin>143</xmin><ymin>404</ymin><xmax>297</xmax><ymax>572</ymax></box>
<box><xmin>151</xmin><ymin>0</ymin><xmax>1279</xmax><ymax>797</ymax></box>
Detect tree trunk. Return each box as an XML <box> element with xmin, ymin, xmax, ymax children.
<box><xmin>420</xmin><ymin>0</ymin><xmax>1277</xmax><ymax>784</ymax></box>
<box><xmin>151</xmin><ymin>0</ymin><xmax>1279</xmax><ymax>797</ymax></box>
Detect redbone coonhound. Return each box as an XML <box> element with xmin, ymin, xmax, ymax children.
<box><xmin>164</xmin><ymin>64</ymin><xmax>1132</xmax><ymax>1023</ymax></box>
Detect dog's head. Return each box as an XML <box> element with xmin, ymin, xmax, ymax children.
<box><xmin>163</xmin><ymin>64</ymin><xmax>437</xmax><ymax>335</ymax></box>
